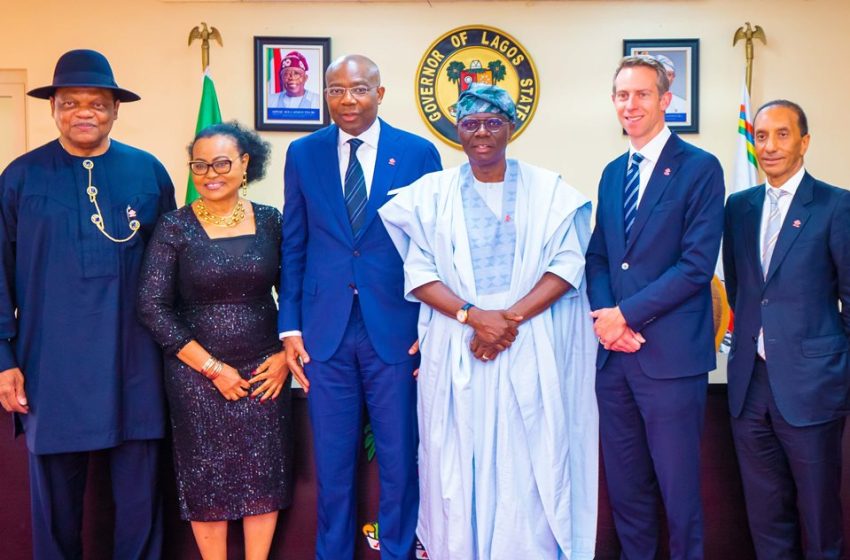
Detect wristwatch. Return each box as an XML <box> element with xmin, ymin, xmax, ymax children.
<box><xmin>456</xmin><ymin>302</ymin><xmax>475</xmax><ymax>324</ymax></box>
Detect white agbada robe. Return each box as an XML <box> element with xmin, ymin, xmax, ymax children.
<box><xmin>379</xmin><ymin>161</ymin><xmax>598</xmax><ymax>560</ymax></box>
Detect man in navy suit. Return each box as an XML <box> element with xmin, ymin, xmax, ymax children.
<box><xmin>723</xmin><ymin>100</ymin><xmax>850</xmax><ymax>559</ymax></box>
<box><xmin>280</xmin><ymin>54</ymin><xmax>441</xmax><ymax>560</ymax></box>
<box><xmin>586</xmin><ymin>56</ymin><xmax>725</xmax><ymax>560</ymax></box>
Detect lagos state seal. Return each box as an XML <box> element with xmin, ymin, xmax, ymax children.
<box><xmin>415</xmin><ymin>25</ymin><xmax>540</xmax><ymax>149</ymax></box>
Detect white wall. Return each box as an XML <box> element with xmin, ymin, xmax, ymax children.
<box><xmin>2</xmin><ymin>0</ymin><xmax>848</xmax><ymax>209</ymax></box>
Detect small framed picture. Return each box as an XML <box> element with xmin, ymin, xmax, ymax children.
<box><xmin>253</xmin><ymin>36</ymin><xmax>331</xmax><ymax>132</ymax></box>
<box><xmin>623</xmin><ymin>38</ymin><xmax>699</xmax><ymax>133</ymax></box>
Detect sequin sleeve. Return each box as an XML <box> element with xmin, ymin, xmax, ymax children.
<box><xmin>137</xmin><ymin>212</ymin><xmax>195</xmax><ymax>355</ymax></box>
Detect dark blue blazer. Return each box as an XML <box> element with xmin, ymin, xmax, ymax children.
<box><xmin>586</xmin><ymin>134</ymin><xmax>725</xmax><ymax>377</ymax></box>
<box><xmin>279</xmin><ymin>119</ymin><xmax>441</xmax><ymax>363</ymax></box>
<box><xmin>723</xmin><ymin>173</ymin><xmax>850</xmax><ymax>426</ymax></box>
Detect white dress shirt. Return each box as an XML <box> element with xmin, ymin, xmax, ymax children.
<box><xmin>757</xmin><ymin>165</ymin><xmax>805</xmax><ymax>359</ymax></box>
<box><xmin>759</xmin><ymin>165</ymin><xmax>805</xmax><ymax>259</ymax></box>
<box><xmin>628</xmin><ymin>126</ymin><xmax>672</xmax><ymax>207</ymax></box>
<box><xmin>337</xmin><ymin>119</ymin><xmax>380</xmax><ymax>196</ymax></box>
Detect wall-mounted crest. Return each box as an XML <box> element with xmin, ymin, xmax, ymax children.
<box><xmin>415</xmin><ymin>25</ymin><xmax>539</xmax><ymax>149</ymax></box>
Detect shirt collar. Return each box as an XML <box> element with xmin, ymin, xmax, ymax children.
<box><xmin>629</xmin><ymin>126</ymin><xmax>671</xmax><ymax>163</ymax></box>
<box><xmin>765</xmin><ymin>165</ymin><xmax>806</xmax><ymax>197</ymax></box>
<box><xmin>338</xmin><ymin>118</ymin><xmax>381</xmax><ymax>151</ymax></box>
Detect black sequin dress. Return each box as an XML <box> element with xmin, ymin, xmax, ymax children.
<box><xmin>137</xmin><ymin>203</ymin><xmax>291</xmax><ymax>521</ymax></box>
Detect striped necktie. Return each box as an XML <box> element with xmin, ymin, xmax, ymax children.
<box><xmin>623</xmin><ymin>151</ymin><xmax>644</xmax><ymax>240</ymax></box>
<box><xmin>344</xmin><ymin>138</ymin><xmax>367</xmax><ymax>235</ymax></box>
<box><xmin>761</xmin><ymin>188</ymin><xmax>789</xmax><ymax>277</ymax></box>
<box><xmin>758</xmin><ymin>187</ymin><xmax>790</xmax><ymax>359</ymax></box>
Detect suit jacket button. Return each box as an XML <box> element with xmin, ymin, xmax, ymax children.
<box><xmin>353</xmin><ymin>250</ymin><xmax>361</xmax><ymax>257</ymax></box>
<box><xmin>621</xmin><ymin>262</ymin><xmax>629</xmax><ymax>270</ymax></box>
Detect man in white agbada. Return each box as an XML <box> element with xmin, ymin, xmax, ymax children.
<box><xmin>379</xmin><ymin>84</ymin><xmax>598</xmax><ymax>560</ymax></box>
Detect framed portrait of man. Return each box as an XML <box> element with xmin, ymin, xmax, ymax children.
<box><xmin>254</xmin><ymin>36</ymin><xmax>331</xmax><ymax>131</ymax></box>
<box><xmin>624</xmin><ymin>38</ymin><xmax>699</xmax><ymax>133</ymax></box>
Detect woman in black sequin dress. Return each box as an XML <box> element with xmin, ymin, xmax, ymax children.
<box><xmin>137</xmin><ymin>122</ymin><xmax>290</xmax><ymax>560</ymax></box>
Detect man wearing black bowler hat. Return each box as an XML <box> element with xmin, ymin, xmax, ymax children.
<box><xmin>0</xmin><ymin>49</ymin><xmax>175</xmax><ymax>559</ymax></box>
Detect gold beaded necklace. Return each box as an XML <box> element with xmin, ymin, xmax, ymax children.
<box><xmin>195</xmin><ymin>198</ymin><xmax>246</xmax><ymax>228</ymax></box>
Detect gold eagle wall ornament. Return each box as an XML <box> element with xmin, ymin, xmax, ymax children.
<box><xmin>188</xmin><ymin>22</ymin><xmax>223</xmax><ymax>71</ymax></box>
<box><xmin>733</xmin><ymin>22</ymin><xmax>766</xmax><ymax>92</ymax></box>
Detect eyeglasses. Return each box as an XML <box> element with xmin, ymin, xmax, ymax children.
<box><xmin>325</xmin><ymin>86</ymin><xmax>376</xmax><ymax>97</ymax></box>
<box><xmin>457</xmin><ymin>117</ymin><xmax>510</xmax><ymax>134</ymax></box>
<box><xmin>188</xmin><ymin>158</ymin><xmax>241</xmax><ymax>176</ymax></box>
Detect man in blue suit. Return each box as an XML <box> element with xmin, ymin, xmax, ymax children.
<box><xmin>280</xmin><ymin>54</ymin><xmax>441</xmax><ymax>560</ymax></box>
<box><xmin>586</xmin><ymin>56</ymin><xmax>725</xmax><ymax>560</ymax></box>
<box><xmin>723</xmin><ymin>100</ymin><xmax>850</xmax><ymax>560</ymax></box>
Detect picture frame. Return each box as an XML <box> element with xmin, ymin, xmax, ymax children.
<box><xmin>623</xmin><ymin>38</ymin><xmax>699</xmax><ymax>133</ymax></box>
<box><xmin>254</xmin><ymin>36</ymin><xmax>331</xmax><ymax>132</ymax></box>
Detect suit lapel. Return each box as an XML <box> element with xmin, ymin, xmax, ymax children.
<box><xmin>359</xmin><ymin>120</ymin><xmax>401</xmax><ymax>241</ymax></box>
<box><xmin>608</xmin><ymin>153</ymin><xmax>628</xmax><ymax>257</ymax></box>
<box><xmin>316</xmin><ymin>125</ymin><xmax>355</xmax><ymax>244</ymax></box>
<box><xmin>744</xmin><ymin>186</ymin><xmax>765</xmax><ymax>286</ymax></box>
<box><xmin>764</xmin><ymin>173</ymin><xmax>814</xmax><ymax>285</ymax></box>
<box><xmin>625</xmin><ymin>134</ymin><xmax>683</xmax><ymax>252</ymax></box>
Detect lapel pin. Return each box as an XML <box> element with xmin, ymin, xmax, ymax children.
<box><xmin>663</xmin><ymin>168</ymin><xmax>671</xmax><ymax>176</ymax></box>
<box><xmin>505</xmin><ymin>214</ymin><xmax>512</xmax><ymax>222</ymax></box>
<box><xmin>792</xmin><ymin>219</ymin><xmax>801</xmax><ymax>228</ymax></box>
<box><xmin>388</xmin><ymin>158</ymin><xmax>396</xmax><ymax>166</ymax></box>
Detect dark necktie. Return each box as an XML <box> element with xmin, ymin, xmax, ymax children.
<box><xmin>623</xmin><ymin>151</ymin><xmax>644</xmax><ymax>240</ymax></box>
<box><xmin>343</xmin><ymin>138</ymin><xmax>367</xmax><ymax>235</ymax></box>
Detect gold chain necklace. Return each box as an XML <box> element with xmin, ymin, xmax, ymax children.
<box><xmin>83</xmin><ymin>159</ymin><xmax>140</xmax><ymax>243</ymax></box>
<box><xmin>195</xmin><ymin>199</ymin><xmax>246</xmax><ymax>227</ymax></box>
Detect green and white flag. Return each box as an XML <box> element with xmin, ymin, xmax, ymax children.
<box><xmin>185</xmin><ymin>69</ymin><xmax>222</xmax><ymax>205</ymax></box>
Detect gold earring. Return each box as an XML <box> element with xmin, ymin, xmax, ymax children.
<box><xmin>241</xmin><ymin>172</ymin><xmax>248</xmax><ymax>198</ymax></box>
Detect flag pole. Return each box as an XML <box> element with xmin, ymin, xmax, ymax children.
<box><xmin>732</xmin><ymin>22</ymin><xmax>766</xmax><ymax>93</ymax></box>
<box><xmin>719</xmin><ymin>24</ymin><xmax>766</xmax><ymax>354</ymax></box>
<box><xmin>185</xmin><ymin>23</ymin><xmax>224</xmax><ymax>205</ymax></box>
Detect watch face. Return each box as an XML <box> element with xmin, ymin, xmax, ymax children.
<box><xmin>456</xmin><ymin>309</ymin><xmax>468</xmax><ymax>323</ymax></box>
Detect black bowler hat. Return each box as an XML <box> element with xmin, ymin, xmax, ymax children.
<box><xmin>27</xmin><ymin>49</ymin><xmax>140</xmax><ymax>102</ymax></box>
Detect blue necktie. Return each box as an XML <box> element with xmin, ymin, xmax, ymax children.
<box><xmin>623</xmin><ymin>152</ymin><xmax>644</xmax><ymax>240</ymax></box>
<box><xmin>344</xmin><ymin>138</ymin><xmax>367</xmax><ymax>235</ymax></box>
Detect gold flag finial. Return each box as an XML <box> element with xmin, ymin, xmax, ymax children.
<box><xmin>733</xmin><ymin>22</ymin><xmax>766</xmax><ymax>92</ymax></box>
<box><xmin>188</xmin><ymin>22</ymin><xmax>223</xmax><ymax>71</ymax></box>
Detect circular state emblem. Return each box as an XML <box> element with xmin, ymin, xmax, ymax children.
<box><xmin>415</xmin><ymin>25</ymin><xmax>540</xmax><ymax>149</ymax></box>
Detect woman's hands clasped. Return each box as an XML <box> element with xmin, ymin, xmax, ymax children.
<box><xmin>209</xmin><ymin>352</ymin><xmax>289</xmax><ymax>402</ymax></box>
<box><xmin>248</xmin><ymin>351</ymin><xmax>290</xmax><ymax>402</ymax></box>
<box><xmin>212</xmin><ymin>363</ymin><xmax>252</xmax><ymax>401</ymax></box>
